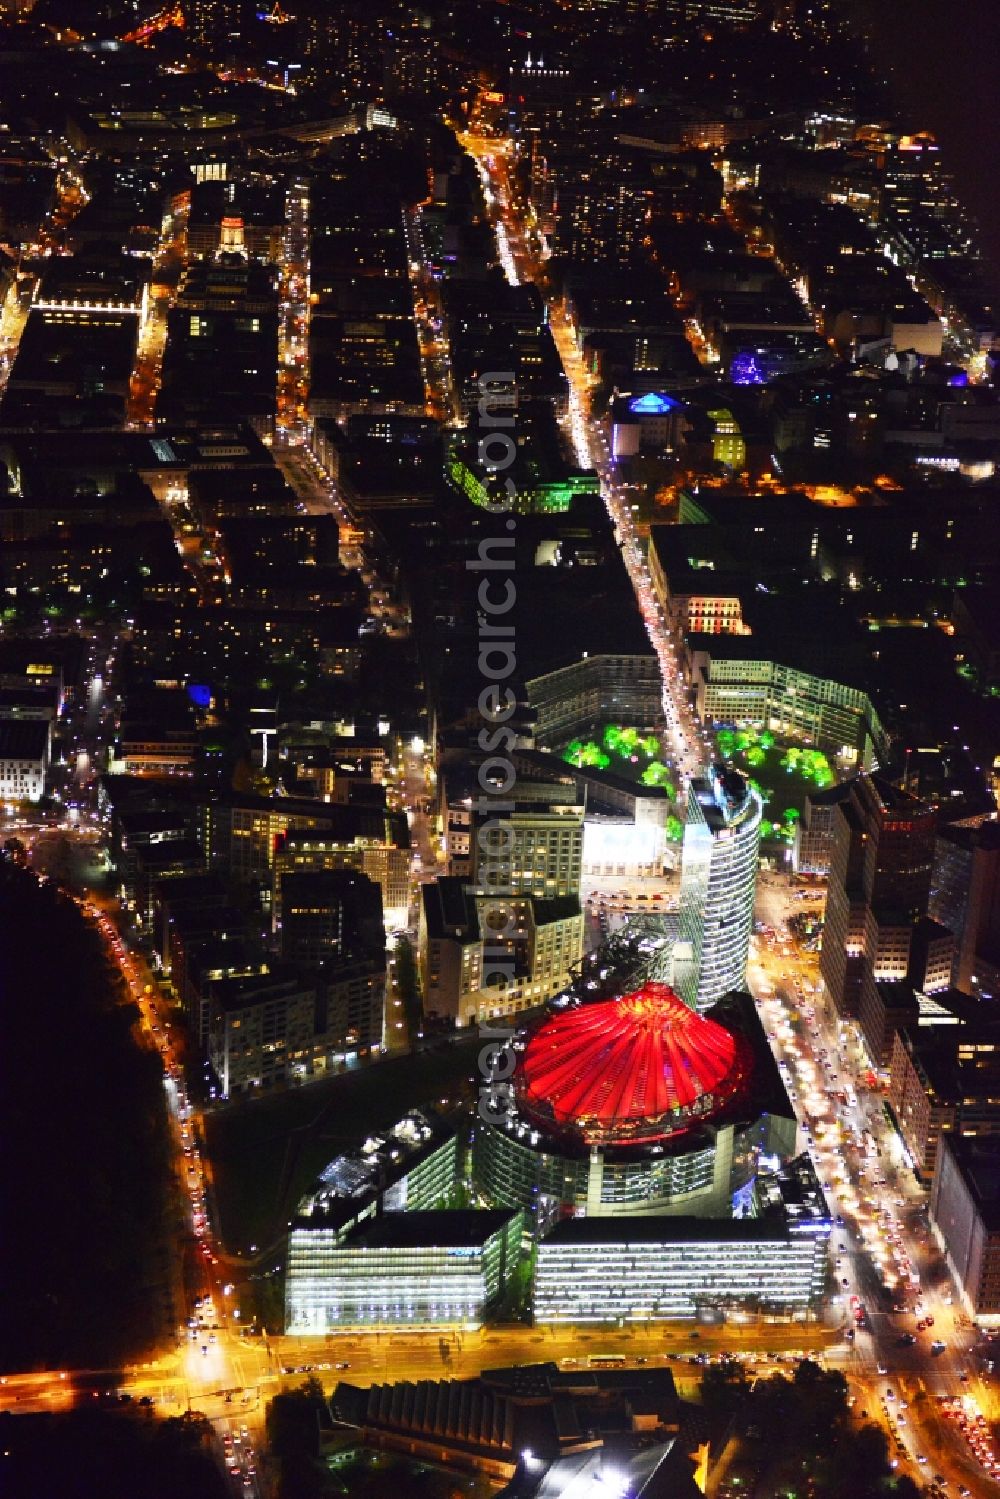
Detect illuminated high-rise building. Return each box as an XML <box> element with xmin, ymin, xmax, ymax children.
<box><xmin>469</xmin><ymin>801</ymin><xmax>585</xmax><ymax>902</ymax></box>
<box><xmin>929</xmin><ymin>819</ymin><xmax>1000</xmax><ymax>1001</ymax></box>
<box><xmin>675</xmin><ymin>767</ymin><xmax>762</xmax><ymax>1012</ymax></box>
<box><xmin>821</xmin><ymin>775</ymin><xmax>937</xmax><ymax>1027</ymax></box>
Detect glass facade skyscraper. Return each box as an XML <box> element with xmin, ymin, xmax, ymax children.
<box><xmin>675</xmin><ymin>768</ymin><xmax>762</xmax><ymax>1012</ymax></box>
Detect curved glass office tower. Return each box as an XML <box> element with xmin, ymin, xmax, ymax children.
<box><xmin>675</xmin><ymin>767</ymin><xmax>762</xmax><ymax>1013</ymax></box>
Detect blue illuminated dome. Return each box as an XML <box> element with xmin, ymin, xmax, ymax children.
<box><xmin>628</xmin><ymin>391</ymin><xmax>681</xmax><ymax>414</ymax></box>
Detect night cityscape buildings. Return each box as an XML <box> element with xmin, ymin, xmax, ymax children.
<box><xmin>1</xmin><ymin>0</ymin><xmax>1000</xmax><ymax>1494</ymax></box>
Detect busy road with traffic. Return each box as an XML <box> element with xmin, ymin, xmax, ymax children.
<box><xmin>460</xmin><ymin>131</ymin><xmax>711</xmax><ymax>788</ymax></box>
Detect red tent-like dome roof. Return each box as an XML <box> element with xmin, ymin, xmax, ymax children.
<box><xmin>518</xmin><ymin>983</ymin><xmax>752</xmax><ymax>1146</ymax></box>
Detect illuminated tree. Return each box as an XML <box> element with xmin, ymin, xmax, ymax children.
<box><xmin>641</xmin><ymin>762</ymin><xmax>675</xmax><ymax>797</ymax></box>
<box><xmin>716</xmin><ymin>729</ymin><xmax>736</xmax><ymax>758</ymax></box>
<box><xmin>666</xmin><ymin>814</ymin><xmax>684</xmax><ymax>842</ymax></box>
<box><xmin>579</xmin><ymin>741</ymin><xmax>610</xmax><ymax>768</ymax></box>
<box><xmin>602</xmin><ymin>725</ymin><xmax>625</xmax><ymax>754</ymax></box>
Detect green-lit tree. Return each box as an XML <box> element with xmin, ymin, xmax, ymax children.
<box><xmin>579</xmin><ymin>741</ymin><xmax>611</xmax><ymax>768</ymax></box>
<box><xmin>641</xmin><ymin>761</ymin><xmax>675</xmax><ymax>796</ymax></box>
<box><xmin>602</xmin><ymin>724</ymin><xmax>625</xmax><ymax>754</ymax></box>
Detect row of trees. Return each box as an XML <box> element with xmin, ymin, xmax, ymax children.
<box><xmin>562</xmin><ymin>724</ymin><xmax>678</xmax><ymax>801</ymax></box>
<box><xmin>702</xmin><ymin>1358</ymin><xmax>923</xmax><ymax>1499</ymax></box>
<box><xmin>0</xmin><ymin>1410</ymin><xmax>226</xmax><ymax>1499</ymax></box>
<box><xmin>0</xmin><ymin>858</ymin><xmax>175</xmax><ymax>1370</ymax></box>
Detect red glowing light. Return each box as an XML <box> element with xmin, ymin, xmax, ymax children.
<box><xmin>518</xmin><ymin>983</ymin><xmax>752</xmax><ymax>1145</ymax></box>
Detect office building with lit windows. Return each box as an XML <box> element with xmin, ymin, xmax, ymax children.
<box><xmin>674</xmin><ymin>768</ymin><xmax>761</xmax><ymax>1013</ymax></box>
<box><xmin>524</xmin><ymin>653</ymin><xmax>663</xmax><ymax>748</ymax></box>
<box><xmin>535</xmin><ymin>1214</ymin><xmax>827</xmax><ymax>1323</ymax></box>
<box><xmin>475</xmin><ymin>983</ymin><xmax>796</xmax><ymax>1233</ymax></box>
<box><xmin>889</xmin><ymin>1011</ymin><xmax>1000</xmax><ymax>1180</ymax></box>
<box><xmin>931</xmin><ymin>1136</ymin><xmax>1000</xmax><ymax>1327</ymax></box>
<box><xmin>418</xmin><ymin>876</ymin><xmax>583</xmax><ymax>1027</ymax></box>
<box><xmin>689</xmin><ymin>650</ymin><xmax>886</xmax><ymax>771</ymax></box>
<box><xmin>274</xmin><ymin>826</ymin><xmax>411</xmax><ymax>931</ymax></box>
<box><xmin>285</xmin><ymin>1210</ymin><xmax>522</xmax><ymax>1330</ymax></box>
<box><xmin>0</xmin><ymin>719</ymin><xmax>50</xmax><ymax>802</ymax></box>
<box><xmin>469</xmin><ymin>801</ymin><xmax>585</xmax><ymax>901</ymax></box>
<box><xmin>206</xmin><ymin>957</ymin><xmax>385</xmax><ymax>1096</ymax></box>
<box><xmin>286</xmin><ymin>1110</ymin><xmax>465</xmax><ymax>1331</ymax></box>
<box><xmin>929</xmin><ymin>819</ymin><xmax>1000</xmax><ymax>1000</ymax></box>
<box><xmin>821</xmin><ymin>775</ymin><xmax>938</xmax><ymax>1029</ymax></box>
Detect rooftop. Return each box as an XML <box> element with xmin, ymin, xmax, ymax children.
<box><xmin>337</xmin><ymin>1209</ymin><xmax>519</xmax><ymax>1251</ymax></box>
<box><xmin>518</xmin><ymin>982</ymin><xmax>754</xmax><ymax>1147</ymax></box>
<box><xmin>940</xmin><ymin>1135</ymin><xmax>1000</xmax><ymax>1233</ymax></box>
<box><xmin>0</xmin><ymin>719</ymin><xmax>50</xmax><ymax>759</ymax></box>
<box><xmin>541</xmin><ymin>1213</ymin><xmax>790</xmax><ymax>1246</ymax></box>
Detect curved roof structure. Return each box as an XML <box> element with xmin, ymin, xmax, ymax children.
<box><xmin>517</xmin><ymin>983</ymin><xmax>753</xmax><ymax>1146</ymax></box>
<box><xmin>628</xmin><ymin>391</ymin><xmax>682</xmax><ymax>414</ymax></box>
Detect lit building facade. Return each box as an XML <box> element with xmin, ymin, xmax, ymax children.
<box><xmin>821</xmin><ymin>775</ymin><xmax>937</xmax><ymax>1027</ymax></box>
<box><xmin>793</xmin><ymin>784</ymin><xmax>853</xmax><ymax>876</ymax></box>
<box><xmin>419</xmin><ymin>877</ymin><xmax>584</xmax><ymax>1027</ymax></box>
<box><xmin>286</xmin><ymin>1113</ymin><xmax>463</xmax><ymax>1331</ymax></box>
<box><xmin>675</xmin><ymin>768</ymin><xmax>761</xmax><ymax>1013</ymax></box>
<box><xmin>285</xmin><ymin>1210</ymin><xmax>522</xmax><ymax>1330</ymax></box>
<box><xmin>207</xmin><ymin>960</ymin><xmax>385</xmax><ymax>1096</ymax></box>
<box><xmin>524</xmin><ymin>653</ymin><xmax>662</xmax><ymax>747</ymax></box>
<box><xmin>929</xmin><ymin>820</ymin><xmax>1000</xmax><ymax>1000</ymax></box>
<box><xmin>469</xmin><ymin>803</ymin><xmax>585</xmax><ymax>901</ymax></box>
<box><xmin>689</xmin><ymin>652</ymin><xmax>886</xmax><ymax>770</ymax></box>
<box><xmin>931</xmin><ymin>1136</ymin><xmax>1000</xmax><ymax>1327</ymax></box>
<box><xmin>0</xmin><ymin>719</ymin><xmax>49</xmax><ymax>802</ymax></box>
<box><xmin>204</xmin><ymin>797</ymin><xmax>335</xmax><ymax>884</ymax></box>
<box><xmin>273</xmin><ymin>827</ymin><xmax>411</xmax><ymax>929</ymax></box>
<box><xmin>534</xmin><ymin>1214</ymin><xmax>828</xmax><ymax>1323</ymax></box>
<box><xmin>889</xmin><ymin>1018</ymin><xmax>1000</xmax><ymax>1180</ymax></box>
